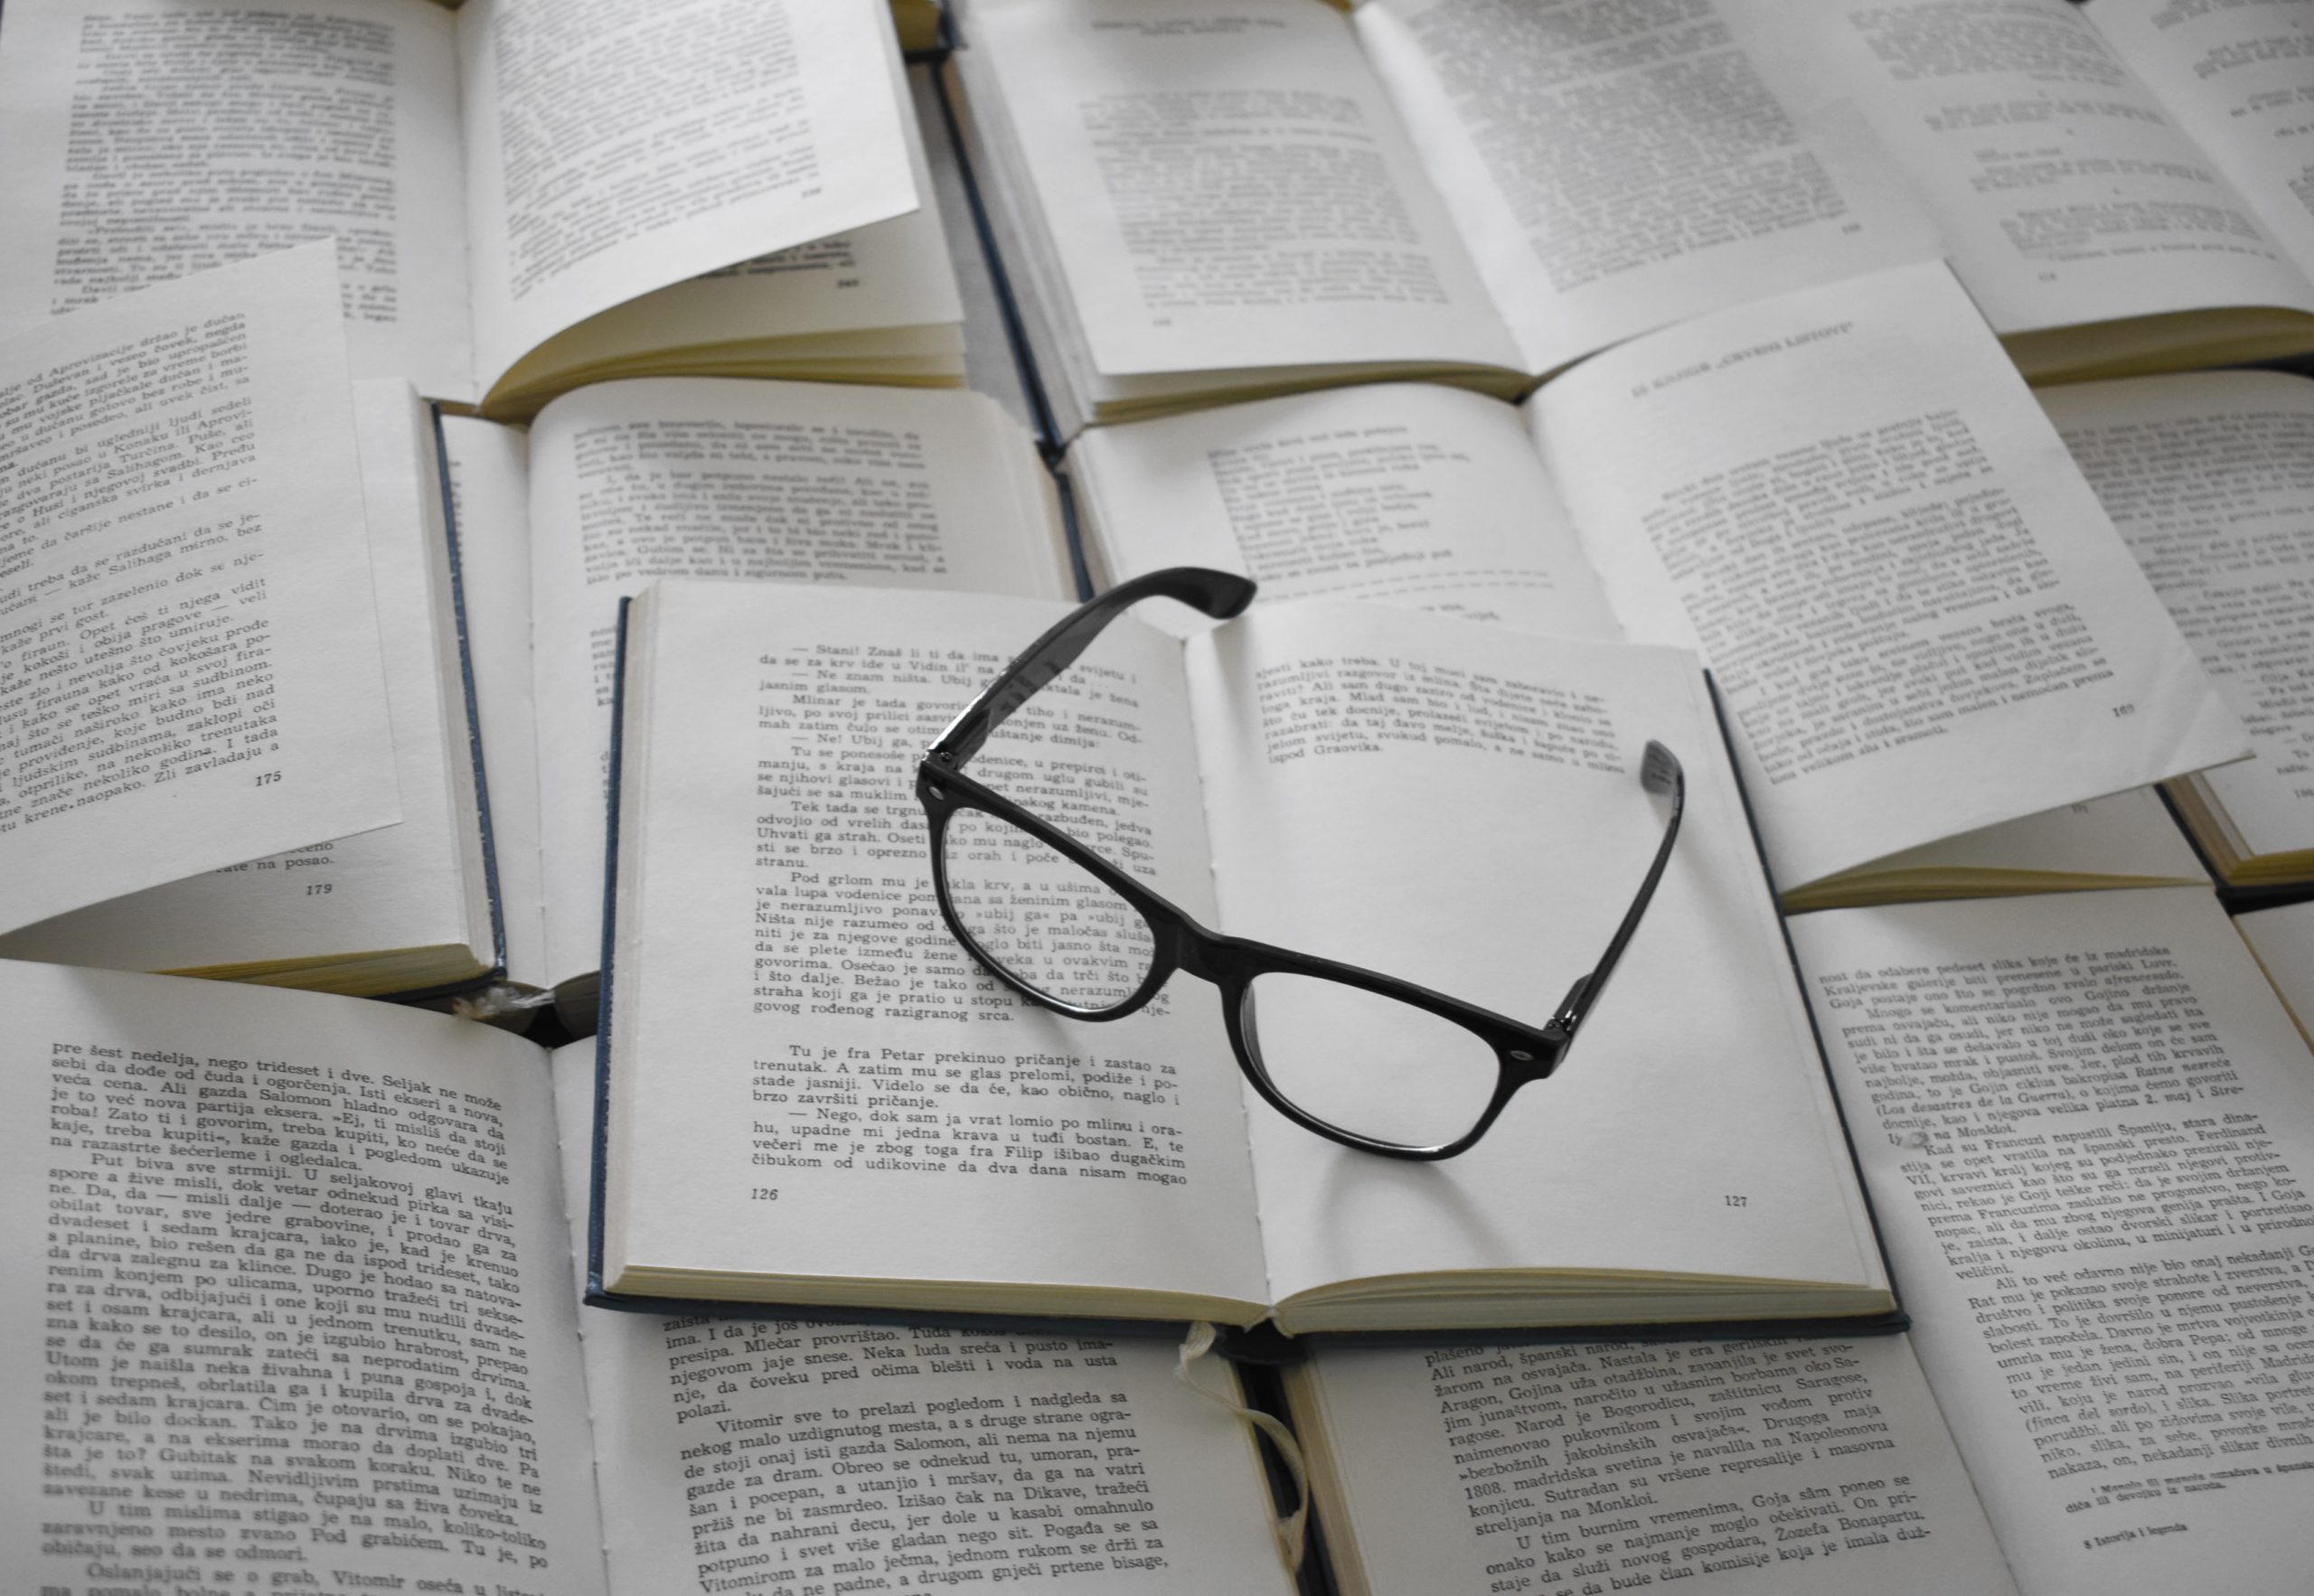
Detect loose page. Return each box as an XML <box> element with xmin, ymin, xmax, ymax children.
<box><xmin>1182</xmin><ymin>600</ymin><xmax>1882</xmax><ymax>1328</ymax></box>
<box><xmin>603</xmin><ymin>582</ymin><xmax>1271</xmax><ymax>1319</ymax></box>
<box><xmin>527</xmin><ymin>378</ymin><xmax>1069</xmax><ymax>985</ymax></box>
<box><xmin>1355</xmin><ymin>0</ymin><xmax>1939</xmax><ymax>376</ymax></box>
<box><xmin>963</xmin><ymin>0</ymin><xmax>1519</xmax><ymax>379</ymax></box>
<box><xmin>0</xmin><ymin>382</ymin><xmax>484</xmax><ymax>983</ymax></box>
<box><xmin>2042</xmin><ymin>371</ymin><xmax>2314</xmax><ymax>868</ymax></box>
<box><xmin>547</xmin><ymin>1046</ymin><xmax>1294</xmax><ymax>1596</ymax></box>
<box><xmin>0</xmin><ymin>961</ymin><xmax>609</xmax><ymax>1596</ymax></box>
<box><xmin>0</xmin><ymin>246</ymin><xmax>400</xmax><ymax>935</ymax></box>
<box><xmin>457</xmin><ymin>0</ymin><xmax>918</xmax><ymax>398</ymax></box>
<box><xmin>2091</xmin><ymin>0</ymin><xmax>2314</xmax><ymax>275</ymax></box>
<box><xmin>1073</xmin><ymin>382</ymin><xmax>1621</xmax><ymax>639</ymax></box>
<box><xmin>1794</xmin><ymin>887</ymin><xmax>2314</xmax><ymax>1596</ymax></box>
<box><xmin>1533</xmin><ymin>262</ymin><xmax>2244</xmax><ymax>891</ymax></box>
<box><xmin>1291</xmin><ymin>1338</ymin><xmax>2016</xmax><ymax>1596</ymax></box>
<box><xmin>0</xmin><ymin>0</ymin><xmax>476</xmax><ymax>401</ymax></box>
<box><xmin>1805</xmin><ymin>0</ymin><xmax>2314</xmax><ymax>344</ymax></box>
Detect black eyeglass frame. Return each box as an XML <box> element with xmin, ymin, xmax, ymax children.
<box><xmin>916</xmin><ymin>568</ymin><xmax>1685</xmax><ymax>1160</ymax></box>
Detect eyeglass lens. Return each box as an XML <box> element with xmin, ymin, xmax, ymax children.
<box><xmin>940</xmin><ymin>804</ymin><xmax>1158</xmax><ymax>1009</ymax></box>
<box><xmin>1241</xmin><ymin>972</ymin><xmax>1501</xmax><ymax>1150</ymax></box>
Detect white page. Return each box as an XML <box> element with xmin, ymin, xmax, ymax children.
<box><xmin>1355</xmin><ymin>0</ymin><xmax>1941</xmax><ymax>377</ymax></box>
<box><xmin>0</xmin><ymin>245</ymin><xmax>400</xmax><ymax>934</ymax></box>
<box><xmin>457</xmin><ymin>0</ymin><xmax>918</xmax><ymax>399</ymax></box>
<box><xmin>1794</xmin><ymin>887</ymin><xmax>2314</xmax><ymax>1596</ymax></box>
<box><xmin>2091</xmin><ymin>0</ymin><xmax>2314</xmax><ymax>277</ymax></box>
<box><xmin>1533</xmin><ymin>261</ymin><xmax>2244</xmax><ymax>890</ymax></box>
<box><xmin>1803</xmin><ymin>0</ymin><xmax>2314</xmax><ymax>336</ymax></box>
<box><xmin>527</xmin><ymin>378</ymin><xmax>1068</xmax><ymax>985</ymax></box>
<box><xmin>1293</xmin><ymin>1337</ymin><xmax>2017</xmax><ymax>1596</ymax></box>
<box><xmin>440</xmin><ymin>415</ymin><xmax>546</xmax><ymax>987</ymax></box>
<box><xmin>2239</xmin><ymin>899</ymin><xmax>2314</xmax><ymax>1045</ymax></box>
<box><xmin>0</xmin><ymin>382</ymin><xmax>477</xmax><ymax>975</ymax></box>
<box><xmin>604</xmin><ymin>581</ymin><xmax>1270</xmax><ymax>1317</ymax></box>
<box><xmin>2042</xmin><ymin>371</ymin><xmax>2314</xmax><ymax>863</ymax></box>
<box><xmin>1184</xmin><ymin>601</ymin><xmax>1880</xmax><ymax>1319</ymax></box>
<box><xmin>0</xmin><ymin>0</ymin><xmax>476</xmax><ymax>402</ymax></box>
<box><xmin>0</xmin><ymin>961</ymin><xmax>608</xmax><ymax>1596</ymax></box>
<box><xmin>964</xmin><ymin>0</ymin><xmax>1519</xmax><ymax>380</ymax></box>
<box><xmin>1073</xmin><ymin>382</ymin><xmax>1620</xmax><ymax>639</ymax></box>
<box><xmin>542</xmin><ymin>1048</ymin><xmax>1294</xmax><ymax>1596</ymax></box>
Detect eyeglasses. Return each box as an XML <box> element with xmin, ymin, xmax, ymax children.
<box><xmin>916</xmin><ymin>568</ymin><xmax>1685</xmax><ymax>1159</ymax></box>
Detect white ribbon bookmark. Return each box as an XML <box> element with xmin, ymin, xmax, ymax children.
<box><xmin>1176</xmin><ymin>1321</ymin><xmax>1309</xmax><ymax>1576</ymax></box>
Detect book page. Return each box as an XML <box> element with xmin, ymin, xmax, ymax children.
<box><xmin>1793</xmin><ymin>887</ymin><xmax>2314</xmax><ymax>1596</ymax></box>
<box><xmin>456</xmin><ymin>0</ymin><xmax>918</xmax><ymax>397</ymax></box>
<box><xmin>0</xmin><ymin>381</ymin><xmax>484</xmax><ymax>980</ymax></box>
<box><xmin>963</xmin><ymin>0</ymin><xmax>1519</xmax><ymax>379</ymax></box>
<box><xmin>2238</xmin><ymin>900</ymin><xmax>2314</xmax><ymax>1046</ymax></box>
<box><xmin>1181</xmin><ymin>600</ymin><xmax>1881</xmax><ymax>1322</ymax></box>
<box><xmin>440</xmin><ymin>415</ymin><xmax>544</xmax><ymax>987</ymax></box>
<box><xmin>0</xmin><ymin>0</ymin><xmax>476</xmax><ymax>402</ymax></box>
<box><xmin>603</xmin><ymin>581</ymin><xmax>1271</xmax><ymax>1319</ymax></box>
<box><xmin>1532</xmin><ymin>261</ymin><xmax>2244</xmax><ymax>891</ymax></box>
<box><xmin>489</xmin><ymin>33</ymin><xmax>965</xmax><ymax>410</ymax></box>
<box><xmin>544</xmin><ymin>1047</ymin><xmax>1293</xmax><ymax>1596</ymax></box>
<box><xmin>0</xmin><ymin>246</ymin><xmax>401</xmax><ymax>936</ymax></box>
<box><xmin>1354</xmin><ymin>0</ymin><xmax>1941</xmax><ymax>376</ymax></box>
<box><xmin>2042</xmin><ymin>371</ymin><xmax>2314</xmax><ymax>864</ymax></box>
<box><xmin>2091</xmin><ymin>0</ymin><xmax>2314</xmax><ymax>276</ymax></box>
<box><xmin>1072</xmin><ymin>382</ymin><xmax>1620</xmax><ymax>638</ymax></box>
<box><xmin>1802</xmin><ymin>0</ymin><xmax>2314</xmax><ymax>336</ymax></box>
<box><xmin>0</xmin><ymin>961</ymin><xmax>609</xmax><ymax>1596</ymax></box>
<box><xmin>527</xmin><ymin>378</ymin><xmax>1069</xmax><ymax>986</ymax></box>
<box><xmin>1289</xmin><ymin>1337</ymin><xmax>2017</xmax><ymax>1596</ymax></box>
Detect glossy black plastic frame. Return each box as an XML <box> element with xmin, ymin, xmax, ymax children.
<box><xmin>917</xmin><ymin>568</ymin><xmax>1686</xmax><ymax>1159</ymax></box>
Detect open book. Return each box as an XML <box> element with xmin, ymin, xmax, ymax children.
<box><xmin>2041</xmin><ymin>371</ymin><xmax>2314</xmax><ymax>893</ymax></box>
<box><xmin>1074</xmin><ymin>262</ymin><xmax>2242</xmax><ymax>903</ymax></box>
<box><xmin>595</xmin><ymin>576</ymin><xmax>1896</xmax><ymax>1334</ymax></box>
<box><xmin>0</xmin><ymin>377</ymin><xmax>497</xmax><ymax>997</ymax></box>
<box><xmin>0</xmin><ymin>244</ymin><xmax>405</xmax><ymax>942</ymax></box>
<box><xmin>0</xmin><ymin>956</ymin><xmax>1309</xmax><ymax>1596</ymax></box>
<box><xmin>0</xmin><ymin>371</ymin><xmax>1076</xmax><ymax>997</ymax></box>
<box><xmin>949</xmin><ymin>0</ymin><xmax>2314</xmax><ymax>437</ymax></box>
<box><xmin>1286</xmin><ymin>885</ymin><xmax>2314</xmax><ymax>1594</ymax></box>
<box><xmin>0</xmin><ymin>0</ymin><xmax>959</xmax><ymax>418</ymax></box>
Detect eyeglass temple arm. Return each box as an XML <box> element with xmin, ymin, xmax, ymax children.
<box><xmin>927</xmin><ymin>567</ymin><xmax>1256</xmax><ymax>768</ymax></box>
<box><xmin>1550</xmin><ymin>741</ymin><xmax>1685</xmax><ymax>1042</ymax></box>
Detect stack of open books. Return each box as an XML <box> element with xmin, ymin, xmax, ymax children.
<box><xmin>3</xmin><ymin>1</ymin><xmax>2313</xmax><ymax>1593</ymax></box>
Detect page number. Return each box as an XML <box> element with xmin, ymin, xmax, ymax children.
<box><xmin>254</xmin><ymin>770</ymin><xmax>282</xmax><ymax>785</ymax></box>
<box><xmin>749</xmin><ymin>1188</ymin><xmax>781</xmax><ymax>1202</ymax></box>
<box><xmin>1724</xmin><ymin>1194</ymin><xmax>1749</xmax><ymax>1207</ymax></box>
